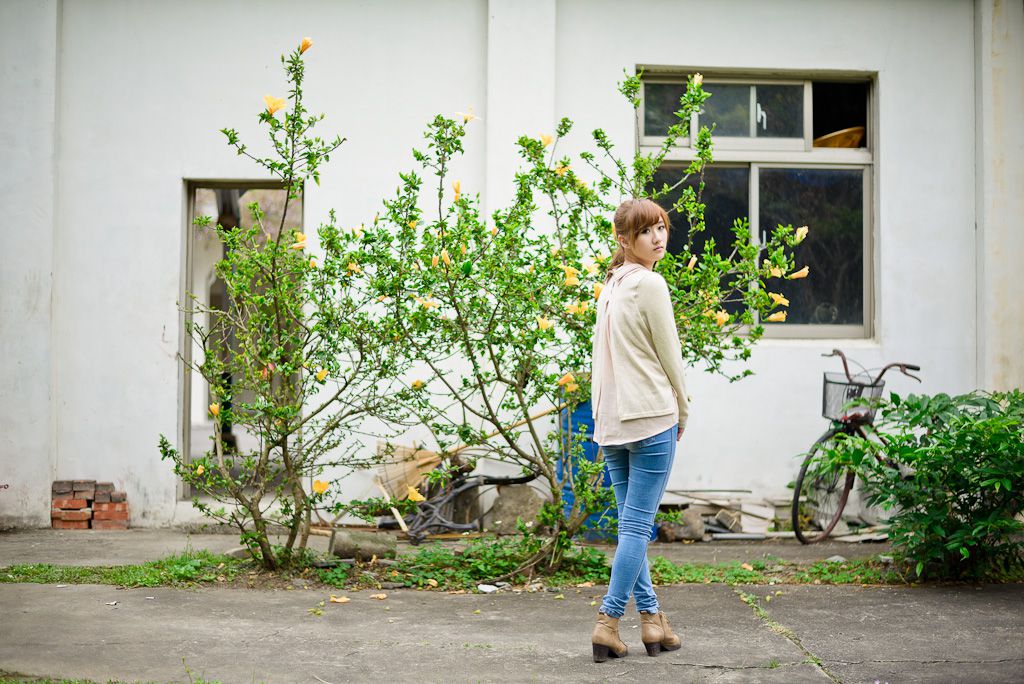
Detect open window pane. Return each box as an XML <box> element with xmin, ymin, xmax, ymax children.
<box><xmin>643</xmin><ymin>82</ymin><xmax>686</xmax><ymax>138</ymax></box>
<box><xmin>756</xmin><ymin>85</ymin><xmax>803</xmax><ymax>138</ymax></box>
<box><xmin>813</xmin><ymin>81</ymin><xmax>869</xmax><ymax>148</ymax></box>
<box><xmin>759</xmin><ymin>168</ymin><xmax>863</xmax><ymax>325</ymax></box>
<box><xmin>701</xmin><ymin>83</ymin><xmax>750</xmax><ymax>137</ymax></box>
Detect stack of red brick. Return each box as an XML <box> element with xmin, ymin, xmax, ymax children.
<box><xmin>51</xmin><ymin>480</ymin><xmax>129</xmax><ymax>530</ymax></box>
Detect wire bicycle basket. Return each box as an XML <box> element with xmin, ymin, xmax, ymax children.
<box><xmin>822</xmin><ymin>372</ymin><xmax>885</xmax><ymax>424</ymax></box>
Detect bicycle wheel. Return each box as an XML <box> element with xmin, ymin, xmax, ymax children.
<box><xmin>792</xmin><ymin>429</ymin><xmax>856</xmax><ymax>544</ymax></box>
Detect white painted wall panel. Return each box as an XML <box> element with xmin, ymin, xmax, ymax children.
<box><xmin>0</xmin><ymin>0</ymin><xmax>59</xmax><ymax>527</ymax></box>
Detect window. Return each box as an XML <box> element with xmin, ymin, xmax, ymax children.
<box><xmin>179</xmin><ymin>182</ymin><xmax>303</xmax><ymax>498</ymax></box>
<box><xmin>642</xmin><ymin>73</ymin><xmax>873</xmax><ymax>338</ymax></box>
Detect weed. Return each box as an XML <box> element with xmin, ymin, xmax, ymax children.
<box><xmin>316</xmin><ymin>563</ymin><xmax>352</xmax><ymax>587</ymax></box>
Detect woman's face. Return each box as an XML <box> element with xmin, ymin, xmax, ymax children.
<box><xmin>621</xmin><ymin>220</ymin><xmax>668</xmax><ymax>268</ymax></box>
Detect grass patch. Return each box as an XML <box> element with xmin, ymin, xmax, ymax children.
<box><xmin>789</xmin><ymin>557</ymin><xmax>907</xmax><ymax>584</ymax></box>
<box><xmin>376</xmin><ymin>537</ymin><xmax>611</xmax><ymax>589</ymax></box>
<box><xmin>648</xmin><ymin>556</ymin><xmax>770</xmax><ymax>585</ymax></box>
<box><xmin>4</xmin><ymin>540</ymin><xmax>1018</xmax><ymax>594</ymax></box>
<box><xmin>0</xmin><ymin>549</ymin><xmax>244</xmax><ymax>588</ymax></box>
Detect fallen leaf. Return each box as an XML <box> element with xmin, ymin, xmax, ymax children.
<box><xmin>472</xmin><ymin>609</ymin><xmax>481</xmax><ymax>615</ymax></box>
<box><xmin>370</xmin><ymin>593</ymin><xmax>388</xmax><ymax>600</ymax></box>
<box><xmin>553</xmin><ymin>593</ymin><xmax>565</xmax><ymax>600</ymax></box>
<box><xmin>426</xmin><ymin>578</ymin><xmax>438</xmax><ymax>588</ymax></box>
<box><xmin>589</xmin><ymin>600</ymin><xmax>597</xmax><ymax>606</ymax></box>
<box><xmin>576</xmin><ymin>581</ymin><xmax>594</xmax><ymax>588</ymax></box>
<box><xmin>329</xmin><ymin>595</ymin><xmax>351</xmax><ymax>604</ymax></box>
<box><xmin>741</xmin><ymin>562</ymin><xmax>754</xmax><ymax>571</ymax></box>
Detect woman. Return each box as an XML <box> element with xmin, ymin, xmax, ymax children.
<box><xmin>590</xmin><ymin>198</ymin><xmax>689</xmax><ymax>662</ymax></box>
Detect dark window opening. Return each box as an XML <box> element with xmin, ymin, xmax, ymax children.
<box><xmin>812</xmin><ymin>82</ymin><xmax>869</xmax><ymax>148</ymax></box>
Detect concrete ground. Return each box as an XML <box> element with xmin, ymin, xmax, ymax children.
<box><xmin>1</xmin><ymin>529</ymin><xmax>1022</xmax><ymax>683</ymax></box>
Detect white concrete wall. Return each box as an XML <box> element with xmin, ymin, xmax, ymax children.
<box><xmin>0</xmin><ymin>0</ymin><xmax>59</xmax><ymax>528</ymax></box>
<box><xmin>553</xmin><ymin>0</ymin><xmax>980</xmax><ymax>499</ymax></box>
<box><xmin>1</xmin><ymin>0</ymin><xmax>1017</xmax><ymax>527</ymax></box>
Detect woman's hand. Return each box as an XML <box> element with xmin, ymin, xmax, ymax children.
<box><xmin>677</xmin><ymin>425</ymin><xmax>684</xmax><ymax>442</ymax></box>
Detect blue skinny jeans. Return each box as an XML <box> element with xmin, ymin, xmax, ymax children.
<box><xmin>599</xmin><ymin>425</ymin><xmax>677</xmax><ymax>618</ymax></box>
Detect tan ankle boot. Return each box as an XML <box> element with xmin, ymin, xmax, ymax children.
<box><xmin>591</xmin><ymin>612</ymin><xmax>628</xmax><ymax>662</ymax></box>
<box><xmin>640</xmin><ymin>610</ymin><xmax>681</xmax><ymax>656</ymax></box>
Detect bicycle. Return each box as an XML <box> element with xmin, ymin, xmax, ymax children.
<box><xmin>791</xmin><ymin>349</ymin><xmax>921</xmax><ymax>544</ymax></box>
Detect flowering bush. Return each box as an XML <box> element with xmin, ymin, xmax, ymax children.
<box><xmin>159</xmin><ymin>39</ymin><xmax>408</xmax><ymax>570</ymax></box>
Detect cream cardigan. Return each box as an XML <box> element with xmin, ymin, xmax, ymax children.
<box><xmin>591</xmin><ymin>264</ymin><xmax>690</xmax><ymax>435</ymax></box>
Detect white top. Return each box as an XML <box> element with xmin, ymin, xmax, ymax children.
<box><xmin>591</xmin><ymin>263</ymin><xmax>690</xmax><ymax>446</ymax></box>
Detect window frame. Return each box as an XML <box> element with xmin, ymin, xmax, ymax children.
<box><xmin>640</xmin><ymin>70</ymin><xmax>876</xmax><ymax>340</ymax></box>
<box><xmin>688</xmin><ymin>77</ymin><xmax>811</xmax><ymax>152</ymax></box>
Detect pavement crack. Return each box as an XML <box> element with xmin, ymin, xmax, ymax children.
<box><xmin>732</xmin><ymin>587</ymin><xmax>842</xmax><ymax>683</ymax></box>
<box><xmin>830</xmin><ymin>657</ymin><xmax>1024</xmax><ymax>665</ymax></box>
<box><xmin>669</xmin><ymin>661</ymin><xmax>808</xmax><ymax>671</ymax></box>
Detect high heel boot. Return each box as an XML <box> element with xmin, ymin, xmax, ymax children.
<box><xmin>640</xmin><ymin>610</ymin><xmax>681</xmax><ymax>656</ymax></box>
<box><xmin>591</xmin><ymin>612</ymin><xmax>628</xmax><ymax>662</ymax></box>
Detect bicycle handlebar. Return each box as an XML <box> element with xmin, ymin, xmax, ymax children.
<box><xmin>822</xmin><ymin>349</ymin><xmax>922</xmax><ymax>384</ymax></box>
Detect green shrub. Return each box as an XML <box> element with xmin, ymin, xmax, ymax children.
<box><xmin>850</xmin><ymin>390</ymin><xmax>1024</xmax><ymax>579</ymax></box>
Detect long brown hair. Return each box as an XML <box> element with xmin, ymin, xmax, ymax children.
<box><xmin>605</xmin><ymin>198</ymin><xmax>671</xmax><ymax>282</ymax></box>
